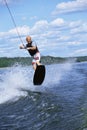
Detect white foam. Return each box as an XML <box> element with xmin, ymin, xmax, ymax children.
<box><xmin>0</xmin><ymin>59</ymin><xmax>76</xmax><ymax>104</ymax></box>
<box><xmin>0</xmin><ymin>65</ymin><xmax>35</xmax><ymax>104</ymax></box>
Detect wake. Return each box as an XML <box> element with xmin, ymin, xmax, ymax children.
<box><xmin>0</xmin><ymin>59</ymin><xmax>75</xmax><ymax>104</ymax></box>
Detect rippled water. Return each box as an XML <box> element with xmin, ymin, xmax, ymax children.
<box><xmin>0</xmin><ymin>61</ymin><xmax>87</xmax><ymax>130</ymax></box>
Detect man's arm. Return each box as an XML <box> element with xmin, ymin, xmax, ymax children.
<box><xmin>26</xmin><ymin>46</ymin><xmax>36</xmax><ymax>50</ymax></box>
<box><xmin>19</xmin><ymin>44</ymin><xmax>36</xmax><ymax>50</ymax></box>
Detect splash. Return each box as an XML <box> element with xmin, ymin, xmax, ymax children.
<box><xmin>45</xmin><ymin>58</ymin><xmax>76</xmax><ymax>86</ymax></box>
<box><xmin>0</xmin><ymin>59</ymin><xmax>76</xmax><ymax>104</ymax></box>
<box><xmin>0</xmin><ymin>65</ymin><xmax>35</xmax><ymax>104</ymax></box>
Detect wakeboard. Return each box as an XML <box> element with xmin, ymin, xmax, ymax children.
<box><xmin>33</xmin><ymin>65</ymin><xmax>46</xmax><ymax>85</ymax></box>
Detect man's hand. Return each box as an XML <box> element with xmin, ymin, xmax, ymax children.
<box><xmin>26</xmin><ymin>47</ymin><xmax>30</xmax><ymax>50</ymax></box>
<box><xmin>19</xmin><ymin>44</ymin><xmax>25</xmax><ymax>49</ymax></box>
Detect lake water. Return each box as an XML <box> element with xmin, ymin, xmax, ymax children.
<box><xmin>0</xmin><ymin>61</ymin><xmax>87</xmax><ymax>130</ymax></box>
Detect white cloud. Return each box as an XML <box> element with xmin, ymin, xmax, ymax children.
<box><xmin>50</xmin><ymin>18</ymin><xmax>65</xmax><ymax>27</ymax></box>
<box><xmin>0</xmin><ymin>19</ymin><xmax>86</xmax><ymax>45</ymax></box>
<box><xmin>69</xmin><ymin>21</ymin><xmax>82</xmax><ymax>28</ymax></box>
<box><xmin>52</xmin><ymin>0</ymin><xmax>87</xmax><ymax>15</ymax></box>
<box><xmin>10</xmin><ymin>26</ymin><xmax>30</xmax><ymax>35</ymax></box>
<box><xmin>30</xmin><ymin>20</ymin><xmax>48</xmax><ymax>34</ymax></box>
<box><xmin>0</xmin><ymin>18</ymin><xmax>87</xmax><ymax>57</ymax></box>
<box><xmin>68</xmin><ymin>41</ymin><xmax>82</xmax><ymax>45</ymax></box>
<box><xmin>72</xmin><ymin>48</ymin><xmax>87</xmax><ymax>56</ymax></box>
<box><xmin>70</xmin><ymin>23</ymin><xmax>87</xmax><ymax>34</ymax></box>
<box><xmin>0</xmin><ymin>25</ymin><xmax>30</xmax><ymax>39</ymax></box>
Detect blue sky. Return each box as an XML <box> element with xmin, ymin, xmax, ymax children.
<box><xmin>0</xmin><ymin>0</ymin><xmax>87</xmax><ymax>57</ymax></box>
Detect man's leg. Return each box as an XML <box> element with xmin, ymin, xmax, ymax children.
<box><xmin>32</xmin><ymin>63</ymin><xmax>37</xmax><ymax>70</ymax></box>
<box><xmin>34</xmin><ymin>52</ymin><xmax>41</xmax><ymax>66</ymax></box>
<box><xmin>32</xmin><ymin>60</ymin><xmax>37</xmax><ymax>70</ymax></box>
<box><xmin>32</xmin><ymin>52</ymin><xmax>41</xmax><ymax>70</ymax></box>
<box><xmin>32</xmin><ymin>61</ymin><xmax>41</xmax><ymax>70</ymax></box>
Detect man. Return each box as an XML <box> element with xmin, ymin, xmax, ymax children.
<box><xmin>19</xmin><ymin>36</ymin><xmax>41</xmax><ymax>70</ymax></box>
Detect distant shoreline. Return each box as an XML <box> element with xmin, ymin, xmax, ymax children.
<box><xmin>0</xmin><ymin>56</ymin><xmax>87</xmax><ymax>68</ymax></box>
